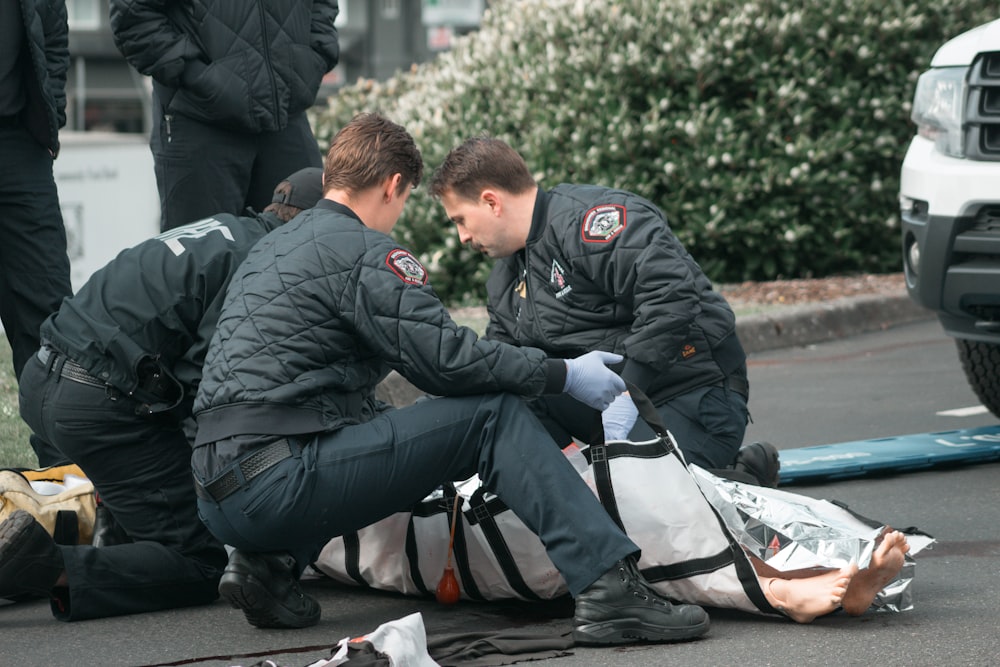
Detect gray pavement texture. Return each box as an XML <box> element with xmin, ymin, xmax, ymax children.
<box><xmin>2</xmin><ymin>293</ymin><xmax>962</xmax><ymax>667</ymax></box>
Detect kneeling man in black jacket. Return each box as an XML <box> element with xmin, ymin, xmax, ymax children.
<box><xmin>430</xmin><ymin>137</ymin><xmax>778</xmax><ymax>487</ymax></box>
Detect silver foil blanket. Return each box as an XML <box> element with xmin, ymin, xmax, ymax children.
<box><xmin>691</xmin><ymin>465</ymin><xmax>934</xmax><ymax>612</ymax></box>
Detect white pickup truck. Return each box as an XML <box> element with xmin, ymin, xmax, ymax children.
<box><xmin>900</xmin><ymin>18</ymin><xmax>1000</xmax><ymax>418</ymax></box>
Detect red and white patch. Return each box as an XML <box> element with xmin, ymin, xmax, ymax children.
<box><xmin>385</xmin><ymin>249</ymin><xmax>427</xmax><ymax>285</ymax></box>
<box><xmin>581</xmin><ymin>204</ymin><xmax>626</xmax><ymax>243</ymax></box>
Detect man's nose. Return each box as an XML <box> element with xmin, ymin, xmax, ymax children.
<box><xmin>457</xmin><ymin>227</ymin><xmax>472</xmax><ymax>245</ymax></box>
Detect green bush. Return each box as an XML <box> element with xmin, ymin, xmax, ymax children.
<box><xmin>312</xmin><ymin>0</ymin><xmax>997</xmax><ymax>304</ymax></box>
<box><xmin>0</xmin><ymin>342</ymin><xmax>35</xmax><ymax>468</ymax></box>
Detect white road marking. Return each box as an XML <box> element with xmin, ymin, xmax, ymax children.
<box><xmin>937</xmin><ymin>405</ymin><xmax>990</xmax><ymax>417</ymax></box>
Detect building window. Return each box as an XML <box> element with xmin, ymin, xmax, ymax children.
<box><xmin>67</xmin><ymin>0</ymin><xmax>101</xmax><ymax>30</ymax></box>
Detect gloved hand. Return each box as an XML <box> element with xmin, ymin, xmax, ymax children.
<box><xmin>563</xmin><ymin>351</ymin><xmax>626</xmax><ymax>411</ymax></box>
<box><xmin>602</xmin><ymin>391</ymin><xmax>638</xmax><ymax>441</ymax></box>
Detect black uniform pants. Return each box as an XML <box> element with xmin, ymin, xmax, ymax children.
<box><xmin>195</xmin><ymin>393</ymin><xmax>638</xmax><ymax>596</ymax></box>
<box><xmin>0</xmin><ymin>123</ymin><xmax>72</xmax><ymax>467</ymax></box>
<box><xmin>18</xmin><ymin>350</ymin><xmax>227</xmax><ymax>621</ymax></box>
<box><xmin>150</xmin><ymin>97</ymin><xmax>322</xmax><ymax>231</ymax></box>
<box><xmin>530</xmin><ymin>382</ymin><xmax>749</xmax><ymax>470</ymax></box>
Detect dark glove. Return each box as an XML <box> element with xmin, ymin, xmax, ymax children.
<box><xmin>563</xmin><ymin>351</ymin><xmax>626</xmax><ymax>411</ymax></box>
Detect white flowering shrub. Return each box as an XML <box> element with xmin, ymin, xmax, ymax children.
<box><xmin>312</xmin><ymin>0</ymin><xmax>997</xmax><ymax>304</ymax></box>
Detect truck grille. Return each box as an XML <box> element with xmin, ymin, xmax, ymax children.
<box><xmin>973</xmin><ymin>205</ymin><xmax>1000</xmax><ymax>231</ymax></box>
<box><xmin>965</xmin><ymin>52</ymin><xmax>1000</xmax><ymax>160</ymax></box>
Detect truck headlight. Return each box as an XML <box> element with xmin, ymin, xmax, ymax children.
<box><xmin>911</xmin><ymin>66</ymin><xmax>967</xmax><ymax>157</ymax></box>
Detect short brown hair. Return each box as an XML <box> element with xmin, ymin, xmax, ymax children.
<box><xmin>262</xmin><ymin>202</ymin><xmax>300</xmax><ymax>222</ymax></box>
<box><xmin>429</xmin><ymin>137</ymin><xmax>537</xmax><ymax>201</ymax></box>
<box><xmin>323</xmin><ymin>112</ymin><xmax>423</xmax><ymax>197</ymax></box>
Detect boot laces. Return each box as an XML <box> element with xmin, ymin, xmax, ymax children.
<box><xmin>621</xmin><ymin>559</ymin><xmax>672</xmax><ymax>608</ymax></box>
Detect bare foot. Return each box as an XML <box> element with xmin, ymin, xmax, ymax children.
<box><xmin>842</xmin><ymin>530</ymin><xmax>910</xmax><ymax>616</ymax></box>
<box><xmin>762</xmin><ymin>563</ymin><xmax>858</xmax><ymax>623</ymax></box>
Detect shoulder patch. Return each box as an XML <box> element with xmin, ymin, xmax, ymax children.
<box><xmin>385</xmin><ymin>248</ymin><xmax>428</xmax><ymax>285</ymax></box>
<box><xmin>581</xmin><ymin>204</ymin><xmax>626</xmax><ymax>243</ymax></box>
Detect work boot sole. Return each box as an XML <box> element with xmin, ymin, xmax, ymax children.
<box><xmin>218</xmin><ymin>570</ymin><xmax>320</xmax><ymax>629</ymax></box>
<box><xmin>0</xmin><ymin>510</ymin><xmax>61</xmax><ymax>600</ymax></box>
<box><xmin>573</xmin><ymin>616</ymin><xmax>710</xmax><ymax>645</ymax></box>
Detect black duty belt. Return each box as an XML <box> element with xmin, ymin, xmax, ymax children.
<box><xmin>195</xmin><ymin>438</ymin><xmax>293</xmax><ymax>503</ymax></box>
<box><xmin>0</xmin><ymin>114</ymin><xmax>20</xmax><ymax>128</ymax></box>
<box><xmin>37</xmin><ymin>346</ymin><xmax>107</xmax><ymax>389</ymax></box>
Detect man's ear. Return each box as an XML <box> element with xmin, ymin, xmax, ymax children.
<box><xmin>383</xmin><ymin>173</ymin><xmax>403</xmax><ymax>202</ymax></box>
<box><xmin>481</xmin><ymin>189</ymin><xmax>502</xmax><ymax>216</ymax></box>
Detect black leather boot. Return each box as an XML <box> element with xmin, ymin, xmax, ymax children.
<box><xmin>218</xmin><ymin>549</ymin><xmax>320</xmax><ymax>629</ymax></box>
<box><xmin>734</xmin><ymin>441</ymin><xmax>781</xmax><ymax>487</ymax></box>
<box><xmin>573</xmin><ymin>557</ymin><xmax>710</xmax><ymax>645</ymax></box>
<box><xmin>0</xmin><ymin>510</ymin><xmax>64</xmax><ymax>600</ymax></box>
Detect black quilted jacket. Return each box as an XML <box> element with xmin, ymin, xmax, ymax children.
<box><xmin>193</xmin><ymin>199</ymin><xmax>567</xmax><ymax>446</ymax></box>
<box><xmin>485</xmin><ymin>185</ymin><xmax>746</xmax><ymax>404</ymax></box>
<box><xmin>109</xmin><ymin>0</ymin><xmax>339</xmax><ymax>133</ymax></box>
<box><xmin>19</xmin><ymin>0</ymin><xmax>69</xmax><ymax>154</ymax></box>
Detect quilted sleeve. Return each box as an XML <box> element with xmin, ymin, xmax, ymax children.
<box><xmin>109</xmin><ymin>0</ymin><xmax>202</xmax><ymax>86</ymax></box>
<box><xmin>311</xmin><ymin>0</ymin><xmax>340</xmax><ymax>70</ymax></box>
<box><xmin>41</xmin><ymin>0</ymin><xmax>69</xmax><ymax>128</ymax></box>
<box><xmin>347</xmin><ymin>245</ymin><xmax>564</xmax><ymax>398</ymax></box>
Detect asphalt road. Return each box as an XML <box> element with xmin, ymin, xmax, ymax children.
<box><xmin>3</xmin><ymin>319</ymin><xmax>999</xmax><ymax>667</ymax></box>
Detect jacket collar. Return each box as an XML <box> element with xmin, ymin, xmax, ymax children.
<box><xmin>315</xmin><ymin>198</ymin><xmax>363</xmax><ymax>224</ymax></box>
<box><xmin>526</xmin><ymin>186</ymin><xmax>549</xmax><ymax>246</ymax></box>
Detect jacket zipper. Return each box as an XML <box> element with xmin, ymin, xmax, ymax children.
<box><xmin>258</xmin><ymin>1</ymin><xmax>280</xmax><ymax>118</ymax></box>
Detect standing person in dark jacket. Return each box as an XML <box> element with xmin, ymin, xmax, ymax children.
<box><xmin>109</xmin><ymin>0</ymin><xmax>339</xmax><ymax>230</ymax></box>
<box><xmin>0</xmin><ymin>168</ymin><xmax>323</xmax><ymax>621</ymax></box>
<box><xmin>0</xmin><ymin>0</ymin><xmax>74</xmax><ymax>467</ymax></box>
<box><xmin>191</xmin><ymin>113</ymin><xmax>710</xmax><ymax>645</ymax></box>
<box><xmin>430</xmin><ymin>137</ymin><xmax>779</xmax><ymax>487</ymax></box>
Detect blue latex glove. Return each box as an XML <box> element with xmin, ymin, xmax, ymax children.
<box><xmin>602</xmin><ymin>391</ymin><xmax>638</xmax><ymax>441</ymax></box>
<box><xmin>563</xmin><ymin>351</ymin><xmax>626</xmax><ymax>411</ymax></box>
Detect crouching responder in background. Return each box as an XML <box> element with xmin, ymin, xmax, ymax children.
<box><xmin>0</xmin><ymin>168</ymin><xmax>323</xmax><ymax>621</ymax></box>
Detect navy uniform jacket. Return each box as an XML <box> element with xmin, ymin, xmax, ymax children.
<box><xmin>41</xmin><ymin>211</ymin><xmax>286</xmax><ymax>412</ymax></box>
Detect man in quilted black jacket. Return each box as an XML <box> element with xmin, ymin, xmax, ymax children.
<box><xmin>109</xmin><ymin>0</ymin><xmax>340</xmax><ymax>230</ymax></box>
<box><xmin>430</xmin><ymin>137</ymin><xmax>779</xmax><ymax>487</ymax></box>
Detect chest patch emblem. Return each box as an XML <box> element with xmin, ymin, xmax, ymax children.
<box><xmin>550</xmin><ymin>259</ymin><xmax>572</xmax><ymax>299</ymax></box>
<box><xmin>581</xmin><ymin>204</ymin><xmax>626</xmax><ymax>243</ymax></box>
<box><xmin>385</xmin><ymin>249</ymin><xmax>428</xmax><ymax>285</ymax></box>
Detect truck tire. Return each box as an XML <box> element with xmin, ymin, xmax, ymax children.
<box><xmin>955</xmin><ymin>338</ymin><xmax>1000</xmax><ymax>419</ymax></box>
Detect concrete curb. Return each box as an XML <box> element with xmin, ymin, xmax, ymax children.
<box><xmin>736</xmin><ymin>293</ymin><xmax>935</xmax><ymax>354</ymax></box>
<box><xmin>375</xmin><ymin>294</ymin><xmax>936</xmax><ymax>405</ymax></box>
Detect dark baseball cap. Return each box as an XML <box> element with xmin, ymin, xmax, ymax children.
<box><xmin>271</xmin><ymin>167</ymin><xmax>324</xmax><ymax>210</ymax></box>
